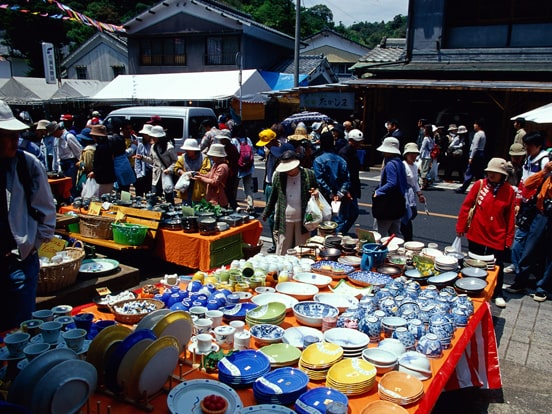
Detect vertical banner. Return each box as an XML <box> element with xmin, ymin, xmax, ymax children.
<box><xmin>42</xmin><ymin>42</ymin><xmax>57</xmax><ymax>84</ymax></box>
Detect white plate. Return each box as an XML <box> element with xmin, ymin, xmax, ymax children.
<box><xmin>314</xmin><ymin>293</ymin><xmax>359</xmax><ymax>312</ymax></box>
<box><xmin>239</xmin><ymin>404</ymin><xmax>297</xmax><ymax>413</ymax></box>
<box><xmin>151</xmin><ymin>310</ymin><xmax>193</xmax><ymax>351</ymax></box>
<box><xmin>468</xmin><ymin>251</ymin><xmax>495</xmax><ymax>262</ymax></box>
<box><xmin>324</xmin><ymin>328</ymin><xmax>370</xmax><ymax>349</ymax></box>
<box><xmin>275</xmin><ymin>282</ymin><xmax>319</xmax><ymax>300</ymax></box>
<box><xmin>293</xmin><ymin>272</ymin><xmax>332</xmax><ymax>288</ymax></box>
<box><xmin>117</xmin><ymin>338</ymin><xmax>155</xmax><ymax>395</ymax></box>
<box><xmin>167</xmin><ymin>379</ymin><xmax>243</xmax><ymax>414</ymax></box>
<box><xmin>135</xmin><ymin>308</ymin><xmax>172</xmax><ymax>331</ymax></box>
<box><xmin>31</xmin><ymin>359</ymin><xmax>97</xmax><ymax>414</ymax></box>
<box><xmin>282</xmin><ymin>326</ymin><xmax>324</xmax><ymax>349</ymax></box>
<box><xmin>337</xmin><ymin>256</ymin><xmax>362</xmax><ymax>267</ymax></box>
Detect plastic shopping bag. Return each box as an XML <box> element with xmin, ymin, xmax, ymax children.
<box><xmin>174</xmin><ymin>172</ymin><xmax>191</xmax><ymax>192</ymax></box>
<box><xmin>81</xmin><ymin>177</ymin><xmax>99</xmax><ymax>199</ymax></box>
<box><xmin>304</xmin><ymin>195</ymin><xmax>323</xmax><ymax>231</ymax></box>
<box><xmin>317</xmin><ymin>193</ymin><xmax>332</xmax><ymax>221</ymax></box>
<box><xmin>162</xmin><ymin>173</ymin><xmax>175</xmax><ymax>193</ymax></box>
<box><xmin>452</xmin><ymin>236</ymin><xmax>462</xmax><ymax>253</ymax></box>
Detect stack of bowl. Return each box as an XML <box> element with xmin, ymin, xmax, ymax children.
<box><xmin>245</xmin><ymin>302</ymin><xmax>286</xmax><ymax>327</ymax></box>
<box><xmin>362</xmin><ymin>348</ymin><xmax>398</xmax><ymax>374</ymax></box>
<box><xmin>378</xmin><ymin>371</ymin><xmax>424</xmax><ymax>405</ymax></box>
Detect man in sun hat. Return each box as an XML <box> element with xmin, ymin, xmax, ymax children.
<box><xmin>0</xmin><ymin>100</ymin><xmax>56</xmax><ymax>331</ymax></box>
<box><xmin>262</xmin><ymin>150</ymin><xmax>318</xmax><ymax>255</ymax></box>
<box><xmin>51</xmin><ymin>117</ymin><xmax>83</xmax><ymax>198</ymax></box>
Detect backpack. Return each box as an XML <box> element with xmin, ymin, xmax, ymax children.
<box><xmin>237</xmin><ymin>139</ymin><xmax>254</xmax><ymax>172</ymax></box>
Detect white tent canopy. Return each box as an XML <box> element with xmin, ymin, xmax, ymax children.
<box><xmin>511</xmin><ymin>102</ymin><xmax>552</xmax><ymax>124</ymax></box>
<box><xmin>92</xmin><ymin>69</ymin><xmax>271</xmax><ymax>102</ymax></box>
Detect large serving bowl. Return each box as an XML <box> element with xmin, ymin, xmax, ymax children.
<box><xmin>251</xmin><ymin>293</ymin><xmax>298</xmax><ymax>314</ymax></box>
<box><xmin>249</xmin><ymin>324</ymin><xmax>285</xmax><ymax>346</ymax></box>
<box><xmin>292</xmin><ymin>301</ymin><xmax>339</xmax><ymax>327</ymax></box>
<box><xmin>293</xmin><ymin>272</ymin><xmax>332</xmax><ymax>289</ymax></box>
<box><xmin>362</xmin><ymin>348</ymin><xmax>398</xmax><ymax>375</ymax></box>
<box><xmin>313</xmin><ymin>293</ymin><xmax>359</xmax><ymax>313</ymax></box>
<box><xmin>276</xmin><ymin>282</ymin><xmax>319</xmax><ymax>301</ymax></box>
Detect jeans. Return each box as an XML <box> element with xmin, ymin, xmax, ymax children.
<box><xmin>336</xmin><ymin>197</ymin><xmax>359</xmax><ymax>235</ymax></box>
<box><xmin>60</xmin><ymin>157</ymin><xmax>79</xmax><ymax>199</ymax></box>
<box><xmin>510</xmin><ymin>226</ymin><xmax>529</xmax><ymax>274</ymax></box>
<box><xmin>514</xmin><ymin>213</ymin><xmax>550</xmax><ymax>287</ymax></box>
<box><xmin>0</xmin><ymin>251</ymin><xmax>39</xmax><ymax>332</ymax></box>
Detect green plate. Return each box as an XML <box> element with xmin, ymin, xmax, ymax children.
<box><xmin>79</xmin><ymin>258</ymin><xmax>120</xmax><ymax>277</ymax></box>
<box><xmin>259</xmin><ymin>343</ymin><xmax>301</xmax><ymax>366</ymax></box>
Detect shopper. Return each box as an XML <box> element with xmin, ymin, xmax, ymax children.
<box><xmin>401</xmin><ymin>143</ymin><xmax>426</xmax><ymax>241</ymax></box>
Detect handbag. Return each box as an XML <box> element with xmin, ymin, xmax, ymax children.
<box><xmin>372</xmin><ymin>190</ymin><xmax>406</xmax><ymax>220</ymax></box>
<box><xmin>452</xmin><ymin>148</ymin><xmax>463</xmax><ymax>157</ymax></box>
<box><xmin>466</xmin><ymin>180</ymin><xmax>484</xmax><ymax>230</ymax></box>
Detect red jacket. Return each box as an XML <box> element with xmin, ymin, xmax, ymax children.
<box><xmin>456</xmin><ymin>178</ymin><xmax>516</xmax><ymax>251</ymax></box>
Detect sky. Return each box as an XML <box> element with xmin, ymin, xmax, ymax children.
<box><xmin>304</xmin><ymin>0</ymin><xmax>409</xmax><ymax>26</ymax></box>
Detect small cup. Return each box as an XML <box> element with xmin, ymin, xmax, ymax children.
<box><xmin>205</xmin><ymin>310</ymin><xmax>223</xmax><ymax>328</ymax></box>
<box><xmin>62</xmin><ymin>328</ymin><xmax>87</xmax><ymax>352</ymax></box>
<box><xmin>233</xmin><ymin>331</ymin><xmax>251</xmax><ymax>350</ymax></box>
<box><xmin>73</xmin><ymin>313</ymin><xmax>94</xmax><ymax>332</ymax></box>
<box><xmin>213</xmin><ymin>325</ymin><xmax>236</xmax><ymax>350</ymax></box>
<box><xmin>51</xmin><ymin>304</ymin><xmax>73</xmax><ymax>318</ymax></box>
<box><xmin>32</xmin><ymin>309</ymin><xmax>54</xmax><ymax>322</ymax></box>
<box><xmin>164</xmin><ymin>274</ymin><xmax>179</xmax><ymax>286</ymax></box>
<box><xmin>3</xmin><ymin>332</ymin><xmax>30</xmax><ymax>357</ymax></box>
<box><xmin>427</xmin><ymin>243</ymin><xmax>439</xmax><ymax>250</ymax></box>
<box><xmin>193</xmin><ymin>318</ymin><xmax>213</xmax><ymax>335</ymax></box>
<box><xmin>55</xmin><ymin>316</ymin><xmax>76</xmax><ymax>331</ymax></box>
<box><xmin>229</xmin><ymin>320</ymin><xmax>245</xmax><ymax>334</ymax></box>
<box><xmin>23</xmin><ymin>342</ymin><xmax>50</xmax><ymax>361</ymax></box>
<box><xmin>20</xmin><ymin>319</ymin><xmax>44</xmax><ymax>337</ymax></box>
<box><xmin>39</xmin><ymin>321</ymin><xmax>63</xmax><ymax>344</ymax></box>
<box><xmin>195</xmin><ymin>333</ymin><xmax>214</xmax><ymax>353</ymax></box>
<box><xmin>189</xmin><ymin>306</ymin><xmax>207</xmax><ymax>319</ymax></box>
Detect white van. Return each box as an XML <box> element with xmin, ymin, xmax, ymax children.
<box><xmin>103</xmin><ymin>106</ymin><xmax>217</xmax><ymax>150</ymax></box>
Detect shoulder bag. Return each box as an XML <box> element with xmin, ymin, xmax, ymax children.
<box><xmin>466</xmin><ymin>180</ymin><xmax>484</xmax><ymax>230</ymax></box>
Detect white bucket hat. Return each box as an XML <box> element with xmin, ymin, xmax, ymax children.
<box><xmin>403</xmin><ymin>142</ymin><xmax>420</xmax><ymax>156</ymax></box>
<box><xmin>139</xmin><ymin>124</ymin><xmax>152</xmax><ymax>135</ymax></box>
<box><xmin>377</xmin><ymin>137</ymin><xmax>401</xmax><ymax>155</ymax></box>
<box><xmin>181</xmin><ymin>138</ymin><xmax>200</xmax><ymax>151</ymax></box>
<box><xmin>149</xmin><ymin>125</ymin><xmax>166</xmax><ymax>138</ymax></box>
<box><xmin>457</xmin><ymin>125</ymin><xmax>468</xmax><ymax>134</ymax></box>
<box><xmin>206</xmin><ymin>143</ymin><xmax>227</xmax><ymax>158</ymax></box>
<box><xmin>0</xmin><ymin>101</ymin><xmax>29</xmax><ymax>131</ymax></box>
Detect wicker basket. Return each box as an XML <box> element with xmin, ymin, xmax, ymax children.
<box><xmin>78</xmin><ymin>214</ymin><xmax>115</xmax><ymax>239</ymax></box>
<box><xmin>108</xmin><ymin>298</ymin><xmax>165</xmax><ymax>324</ymax></box>
<box><xmin>37</xmin><ymin>247</ymin><xmax>85</xmax><ymax>295</ymax></box>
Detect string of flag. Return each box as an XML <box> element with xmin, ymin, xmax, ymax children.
<box><xmin>0</xmin><ymin>0</ymin><xmax>126</xmax><ymax>33</ymax></box>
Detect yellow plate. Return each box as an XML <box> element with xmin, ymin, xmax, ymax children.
<box><xmin>301</xmin><ymin>342</ymin><xmax>343</xmax><ymax>366</ymax></box>
<box><xmin>152</xmin><ymin>310</ymin><xmax>193</xmax><ymax>351</ymax></box>
<box><xmin>86</xmin><ymin>325</ymin><xmax>132</xmax><ymax>385</ymax></box>
<box><xmin>326</xmin><ymin>358</ymin><xmax>376</xmax><ymax>385</ymax></box>
<box><xmin>127</xmin><ymin>336</ymin><xmax>180</xmax><ymax>399</ymax></box>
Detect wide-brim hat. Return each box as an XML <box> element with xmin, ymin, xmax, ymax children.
<box><xmin>139</xmin><ymin>124</ymin><xmax>152</xmax><ymax>135</ymax></box>
<box><xmin>457</xmin><ymin>125</ymin><xmax>468</xmax><ymax>134</ymax></box>
<box><xmin>287</xmin><ymin>134</ymin><xmax>307</xmax><ymax>142</ymax></box>
<box><xmin>485</xmin><ymin>157</ymin><xmax>508</xmax><ymax>176</ymax></box>
<box><xmin>206</xmin><ymin>143</ymin><xmax>227</xmax><ymax>158</ymax></box>
<box><xmin>36</xmin><ymin>119</ymin><xmax>50</xmax><ymax>131</ymax></box>
<box><xmin>448</xmin><ymin>124</ymin><xmax>458</xmax><ymax>131</ymax></box>
<box><xmin>89</xmin><ymin>124</ymin><xmax>107</xmax><ymax>137</ymax></box>
<box><xmin>403</xmin><ymin>142</ymin><xmax>420</xmax><ymax>155</ymax></box>
<box><xmin>509</xmin><ymin>143</ymin><xmax>526</xmax><ymax>156</ymax></box>
<box><xmin>149</xmin><ymin>125</ymin><xmax>166</xmax><ymax>138</ymax></box>
<box><xmin>276</xmin><ymin>158</ymin><xmax>300</xmax><ymax>173</ymax></box>
<box><xmin>77</xmin><ymin>127</ymin><xmax>95</xmax><ymax>144</ymax></box>
<box><xmin>0</xmin><ymin>101</ymin><xmax>29</xmax><ymax>131</ymax></box>
<box><xmin>257</xmin><ymin>128</ymin><xmax>276</xmax><ymax>146</ymax></box>
<box><xmin>377</xmin><ymin>137</ymin><xmax>401</xmax><ymax>155</ymax></box>
<box><xmin>215</xmin><ymin>134</ymin><xmax>231</xmax><ymax>143</ymax></box>
<box><xmin>181</xmin><ymin>138</ymin><xmax>200</xmax><ymax>151</ymax></box>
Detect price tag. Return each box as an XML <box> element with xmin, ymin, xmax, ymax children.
<box><xmin>88</xmin><ymin>203</ymin><xmax>101</xmax><ymax>216</ymax></box>
<box><xmin>38</xmin><ymin>237</ymin><xmax>67</xmax><ymax>259</ymax></box>
<box><xmin>96</xmin><ymin>287</ymin><xmax>111</xmax><ymax>296</ymax></box>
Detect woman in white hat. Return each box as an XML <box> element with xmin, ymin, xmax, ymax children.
<box><xmin>445</xmin><ymin>125</ymin><xmax>468</xmax><ymax>182</ymax></box>
<box><xmin>134</xmin><ymin>124</ymin><xmax>153</xmax><ymax>197</ymax></box>
<box><xmin>193</xmin><ymin>143</ymin><xmax>229</xmax><ymax>207</ymax></box>
<box><xmin>262</xmin><ymin>150</ymin><xmax>318</xmax><ymax>255</ymax></box>
<box><xmin>456</xmin><ymin>158</ymin><xmax>515</xmax><ymax>308</ymax></box>
<box><xmin>174</xmin><ymin>138</ymin><xmax>211</xmax><ymax>202</ymax></box>
<box><xmin>401</xmin><ymin>143</ymin><xmax>426</xmax><ymax>242</ymax></box>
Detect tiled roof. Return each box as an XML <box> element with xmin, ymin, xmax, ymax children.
<box><xmin>271</xmin><ymin>55</ymin><xmax>326</xmax><ymax>75</ymax></box>
<box><xmin>357</xmin><ymin>38</ymin><xmax>406</xmax><ymax>64</ymax></box>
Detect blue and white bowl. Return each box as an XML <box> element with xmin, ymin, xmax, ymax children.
<box><xmin>416</xmin><ymin>333</ymin><xmax>443</xmax><ymax>358</ymax></box>
<box><xmin>250</xmin><ymin>324</ymin><xmax>285</xmax><ymax>346</ymax></box>
<box><xmin>292</xmin><ymin>301</ymin><xmax>339</xmax><ymax>328</ymax></box>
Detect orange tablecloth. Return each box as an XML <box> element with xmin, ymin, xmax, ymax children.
<box><xmin>71</xmin><ymin>267</ymin><xmax>501</xmax><ymax>414</ymax></box>
<box><xmin>153</xmin><ymin>221</ymin><xmax>262</xmax><ymax>271</ymax></box>
<box><xmin>48</xmin><ymin>177</ymin><xmax>72</xmax><ymax>200</ymax></box>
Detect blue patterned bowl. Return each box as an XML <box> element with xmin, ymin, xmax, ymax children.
<box><xmin>250</xmin><ymin>324</ymin><xmax>285</xmax><ymax>345</ymax></box>
<box><xmin>292</xmin><ymin>301</ymin><xmax>339</xmax><ymax>327</ymax></box>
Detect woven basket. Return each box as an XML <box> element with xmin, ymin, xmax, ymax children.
<box><xmin>78</xmin><ymin>214</ymin><xmax>115</xmax><ymax>239</ymax></box>
<box><xmin>37</xmin><ymin>247</ymin><xmax>85</xmax><ymax>295</ymax></box>
<box><xmin>109</xmin><ymin>298</ymin><xmax>165</xmax><ymax>324</ymax></box>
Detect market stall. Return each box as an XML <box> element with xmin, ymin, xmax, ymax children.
<box><xmin>48</xmin><ymin>177</ymin><xmax>72</xmax><ymax>202</ymax></box>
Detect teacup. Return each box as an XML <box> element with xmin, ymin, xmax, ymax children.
<box><xmin>233</xmin><ymin>331</ymin><xmax>251</xmax><ymax>350</ymax></box>
<box><xmin>189</xmin><ymin>306</ymin><xmax>207</xmax><ymax>319</ymax></box>
<box><xmin>23</xmin><ymin>342</ymin><xmax>50</xmax><ymax>361</ymax></box>
<box><xmin>3</xmin><ymin>332</ymin><xmax>30</xmax><ymax>357</ymax></box>
<box><xmin>55</xmin><ymin>316</ymin><xmax>76</xmax><ymax>331</ymax></box>
<box><xmin>20</xmin><ymin>319</ymin><xmax>44</xmax><ymax>337</ymax></box>
<box><xmin>195</xmin><ymin>333</ymin><xmax>214</xmax><ymax>353</ymax></box>
<box><xmin>193</xmin><ymin>318</ymin><xmax>213</xmax><ymax>335</ymax></box>
<box><xmin>213</xmin><ymin>325</ymin><xmax>236</xmax><ymax>349</ymax></box>
<box><xmin>39</xmin><ymin>321</ymin><xmax>63</xmax><ymax>344</ymax></box>
<box><xmin>229</xmin><ymin>320</ymin><xmax>245</xmax><ymax>334</ymax></box>
<box><xmin>206</xmin><ymin>310</ymin><xmax>223</xmax><ymax>328</ymax></box>
<box><xmin>62</xmin><ymin>328</ymin><xmax>87</xmax><ymax>352</ymax></box>
<box><xmin>32</xmin><ymin>309</ymin><xmax>54</xmax><ymax>322</ymax></box>
<box><xmin>52</xmin><ymin>305</ymin><xmax>73</xmax><ymax>318</ymax></box>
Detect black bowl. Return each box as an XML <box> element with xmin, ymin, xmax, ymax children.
<box><xmin>318</xmin><ymin>248</ymin><xmax>342</xmax><ymax>261</ymax></box>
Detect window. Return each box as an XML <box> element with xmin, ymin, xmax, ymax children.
<box><xmin>111</xmin><ymin>65</ymin><xmax>126</xmax><ymax>77</ymax></box>
<box><xmin>139</xmin><ymin>38</ymin><xmax>186</xmax><ymax>66</ymax></box>
<box><xmin>206</xmin><ymin>36</ymin><xmax>239</xmax><ymax>65</ymax></box>
<box><xmin>75</xmin><ymin>66</ymin><xmax>87</xmax><ymax>79</ymax></box>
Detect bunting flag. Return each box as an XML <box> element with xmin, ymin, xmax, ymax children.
<box><xmin>0</xmin><ymin>1</ymin><xmax>126</xmax><ymax>33</ymax></box>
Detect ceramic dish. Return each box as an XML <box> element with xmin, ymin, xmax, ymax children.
<box><xmin>79</xmin><ymin>258</ymin><xmax>120</xmax><ymax>276</ymax></box>
<box><xmin>151</xmin><ymin>310</ymin><xmax>193</xmax><ymax>351</ymax></box>
<box><xmin>250</xmin><ymin>324</ymin><xmax>285</xmax><ymax>345</ymax></box>
<box><xmin>347</xmin><ymin>270</ymin><xmax>393</xmax><ymax>287</ymax></box>
<box><xmin>329</xmin><ymin>279</ymin><xmax>373</xmax><ymax>298</ymax></box>
<box><xmin>313</xmin><ymin>292</ymin><xmax>359</xmax><ymax>313</ymax></box>
<box><xmin>463</xmin><ymin>258</ymin><xmax>488</xmax><ymax>269</ymax></box>
<box><xmin>222</xmin><ymin>302</ymin><xmax>258</xmax><ymax>322</ymax></box>
<box><xmin>0</xmin><ymin>347</ymin><xmax>26</xmax><ymax>361</ymax></box>
<box><xmin>259</xmin><ymin>343</ymin><xmax>302</xmax><ymax>367</ymax></box>
<box><xmin>468</xmin><ymin>251</ymin><xmax>495</xmax><ymax>262</ymax></box>
<box><xmin>247</xmin><ymin>303</ymin><xmax>287</xmax><ymax>322</ymax></box>
<box><xmin>251</xmin><ymin>293</ymin><xmax>298</xmax><ymax>313</ymax></box>
<box><xmin>292</xmin><ymin>272</ymin><xmax>332</xmax><ymax>288</ymax></box>
<box><xmin>282</xmin><ymin>326</ymin><xmax>324</xmax><ymax>349</ymax></box>
<box><xmin>323</xmin><ymin>328</ymin><xmax>370</xmax><ymax>349</ymax></box>
<box><xmin>275</xmin><ymin>282</ymin><xmax>319</xmax><ymax>301</ymax></box>
<box><xmin>239</xmin><ymin>405</ymin><xmax>296</xmax><ymax>413</ymax></box>
<box><xmin>461</xmin><ymin>267</ymin><xmax>488</xmax><ymax>279</ymax></box>
<box><xmin>337</xmin><ymin>255</ymin><xmax>362</xmax><ymax>268</ymax></box>
<box><xmin>310</xmin><ymin>261</ymin><xmax>354</xmax><ymax>278</ymax></box>
<box><xmin>293</xmin><ymin>302</ymin><xmax>339</xmax><ymax>328</ymax></box>
<box><xmin>427</xmin><ymin>271</ymin><xmax>459</xmax><ymax>287</ymax></box>
<box><xmin>187</xmin><ymin>338</ymin><xmax>220</xmax><ymax>355</ymax></box>
<box><xmin>454</xmin><ymin>277</ymin><xmax>488</xmax><ymax>295</ymax></box>
<box><xmin>167</xmin><ymin>379</ymin><xmax>244</xmax><ymax>414</ymax></box>
<box><xmin>360</xmin><ymin>400</ymin><xmax>409</xmax><ymax>414</ymax></box>
<box><xmin>56</xmin><ymin>339</ymin><xmax>92</xmax><ymax>355</ymax></box>
<box><xmin>294</xmin><ymin>386</ymin><xmax>348</xmax><ymax>414</ymax></box>
<box><xmin>116</xmin><ymin>337</ymin><xmax>156</xmax><ymax>393</ymax></box>
<box><xmin>135</xmin><ymin>308</ymin><xmax>172</xmax><ymax>331</ymax></box>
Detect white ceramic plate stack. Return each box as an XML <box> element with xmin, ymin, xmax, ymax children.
<box><xmin>468</xmin><ymin>251</ymin><xmax>496</xmax><ymax>269</ymax></box>
<box><xmin>298</xmin><ymin>342</ymin><xmax>343</xmax><ymax>381</ymax></box>
<box><xmin>378</xmin><ymin>371</ymin><xmax>424</xmax><ymax>405</ymax></box>
<box><xmin>218</xmin><ymin>350</ymin><xmax>271</xmax><ymax>386</ymax></box>
<box><xmin>326</xmin><ymin>357</ymin><xmax>377</xmax><ymax>396</ymax></box>
<box><xmin>253</xmin><ymin>367</ymin><xmax>309</xmax><ymax>405</ymax></box>
<box><xmin>323</xmin><ymin>328</ymin><xmax>370</xmax><ymax>358</ymax></box>
<box><xmin>434</xmin><ymin>255</ymin><xmax>459</xmax><ymax>272</ymax></box>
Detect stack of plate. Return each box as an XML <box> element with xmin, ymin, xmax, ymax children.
<box><xmin>218</xmin><ymin>350</ymin><xmax>271</xmax><ymax>386</ymax></box>
<box><xmin>434</xmin><ymin>255</ymin><xmax>459</xmax><ymax>272</ymax></box>
<box><xmin>259</xmin><ymin>343</ymin><xmax>302</xmax><ymax>368</ymax></box>
<box><xmin>245</xmin><ymin>303</ymin><xmax>287</xmax><ymax>327</ymax></box>
<box><xmin>325</xmin><ymin>236</ymin><xmax>343</xmax><ymax>249</ymax></box>
<box><xmin>468</xmin><ymin>251</ymin><xmax>496</xmax><ymax>269</ymax></box>
<box><xmin>378</xmin><ymin>371</ymin><xmax>424</xmax><ymax>405</ymax></box>
<box><xmin>323</xmin><ymin>328</ymin><xmax>369</xmax><ymax>358</ymax></box>
<box><xmin>326</xmin><ymin>358</ymin><xmax>377</xmax><ymax>396</ymax></box>
<box><xmin>298</xmin><ymin>342</ymin><xmax>343</xmax><ymax>380</ymax></box>
<box><xmin>295</xmin><ymin>387</ymin><xmax>349</xmax><ymax>414</ymax></box>
<box><xmin>253</xmin><ymin>367</ymin><xmax>309</xmax><ymax>405</ymax></box>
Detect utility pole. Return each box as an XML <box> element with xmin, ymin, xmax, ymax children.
<box><xmin>294</xmin><ymin>0</ymin><xmax>300</xmax><ymax>87</ymax></box>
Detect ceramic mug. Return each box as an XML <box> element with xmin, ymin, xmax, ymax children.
<box><xmin>193</xmin><ymin>318</ymin><xmax>213</xmax><ymax>335</ymax></box>
<box><xmin>195</xmin><ymin>333</ymin><xmax>214</xmax><ymax>353</ymax></box>
<box><xmin>233</xmin><ymin>331</ymin><xmax>251</xmax><ymax>350</ymax></box>
<box><xmin>189</xmin><ymin>305</ymin><xmax>207</xmax><ymax>319</ymax></box>
<box><xmin>213</xmin><ymin>325</ymin><xmax>236</xmax><ymax>349</ymax></box>
<box><xmin>205</xmin><ymin>310</ymin><xmax>223</xmax><ymax>328</ymax></box>
<box><xmin>3</xmin><ymin>332</ymin><xmax>30</xmax><ymax>357</ymax></box>
<box><xmin>229</xmin><ymin>320</ymin><xmax>245</xmax><ymax>334</ymax></box>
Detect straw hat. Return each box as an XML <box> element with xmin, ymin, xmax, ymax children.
<box><xmin>377</xmin><ymin>137</ymin><xmax>401</xmax><ymax>155</ymax></box>
<box><xmin>257</xmin><ymin>129</ymin><xmax>276</xmax><ymax>146</ymax></box>
<box><xmin>403</xmin><ymin>142</ymin><xmax>420</xmax><ymax>156</ymax></box>
<box><xmin>149</xmin><ymin>125</ymin><xmax>166</xmax><ymax>138</ymax></box>
<box><xmin>206</xmin><ymin>143</ymin><xmax>227</xmax><ymax>158</ymax></box>
<box><xmin>181</xmin><ymin>138</ymin><xmax>200</xmax><ymax>151</ymax></box>
<box><xmin>36</xmin><ymin>119</ymin><xmax>50</xmax><ymax>131</ymax></box>
<box><xmin>484</xmin><ymin>158</ymin><xmax>509</xmax><ymax>176</ymax></box>
<box><xmin>89</xmin><ymin>125</ymin><xmax>107</xmax><ymax>137</ymax></box>
<box><xmin>139</xmin><ymin>124</ymin><xmax>152</xmax><ymax>135</ymax></box>
<box><xmin>509</xmin><ymin>143</ymin><xmax>526</xmax><ymax>156</ymax></box>
<box><xmin>448</xmin><ymin>124</ymin><xmax>458</xmax><ymax>131</ymax></box>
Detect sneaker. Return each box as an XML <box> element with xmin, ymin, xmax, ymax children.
<box><xmin>532</xmin><ymin>292</ymin><xmax>547</xmax><ymax>302</ymax></box>
<box><xmin>503</xmin><ymin>264</ymin><xmax>515</xmax><ymax>273</ymax></box>
<box><xmin>505</xmin><ymin>283</ymin><xmax>525</xmax><ymax>294</ymax></box>
<box><xmin>267</xmin><ymin>246</ymin><xmax>276</xmax><ymax>254</ymax></box>
<box><xmin>493</xmin><ymin>297</ymin><xmax>506</xmax><ymax>308</ymax></box>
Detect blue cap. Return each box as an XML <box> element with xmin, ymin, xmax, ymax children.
<box><xmin>76</xmin><ymin>127</ymin><xmax>95</xmax><ymax>145</ymax></box>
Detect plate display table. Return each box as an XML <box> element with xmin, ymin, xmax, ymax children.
<box><xmin>64</xmin><ymin>267</ymin><xmax>501</xmax><ymax>413</ymax></box>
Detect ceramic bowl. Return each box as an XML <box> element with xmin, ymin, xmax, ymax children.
<box><xmin>313</xmin><ymin>293</ymin><xmax>359</xmax><ymax>313</ymax></box>
<box><xmin>381</xmin><ymin>316</ymin><xmax>408</xmax><ymax>338</ymax></box>
<box><xmin>249</xmin><ymin>324</ymin><xmax>285</xmax><ymax>346</ymax></box>
<box><xmin>454</xmin><ymin>277</ymin><xmax>488</xmax><ymax>295</ymax></box>
<box><xmin>222</xmin><ymin>302</ymin><xmax>258</xmax><ymax>322</ymax></box>
<box><xmin>460</xmin><ymin>267</ymin><xmax>488</xmax><ymax>279</ymax></box>
<box><xmin>377</xmin><ymin>338</ymin><xmax>406</xmax><ymax>357</ymax></box>
<box><xmin>404</xmin><ymin>241</ymin><xmax>424</xmax><ymax>252</ymax></box>
<box><xmin>292</xmin><ymin>301</ymin><xmax>339</xmax><ymax>328</ymax></box>
<box><xmin>254</xmin><ymin>287</ymin><xmax>275</xmax><ymax>294</ymax></box>
<box><xmin>293</xmin><ymin>272</ymin><xmax>332</xmax><ymax>288</ymax></box>
<box><xmin>398</xmin><ymin>351</ymin><xmax>432</xmax><ymax>380</ymax></box>
<box><xmin>275</xmin><ymin>282</ymin><xmax>319</xmax><ymax>301</ymax></box>
<box><xmin>361</xmin><ymin>348</ymin><xmax>398</xmax><ymax>374</ymax></box>
<box><xmin>251</xmin><ymin>293</ymin><xmax>298</xmax><ymax>314</ymax></box>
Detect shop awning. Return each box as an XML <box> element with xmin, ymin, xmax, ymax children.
<box><xmin>511</xmin><ymin>102</ymin><xmax>552</xmax><ymax>124</ymax></box>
